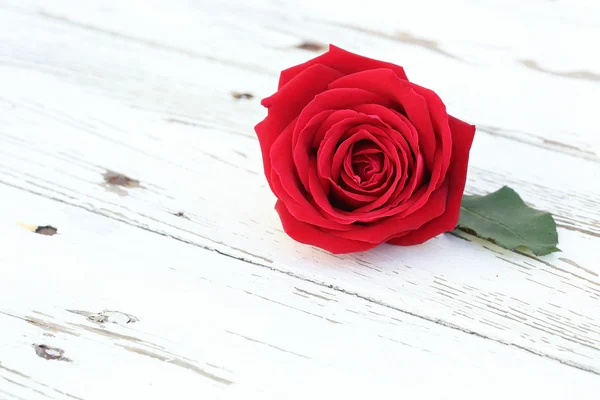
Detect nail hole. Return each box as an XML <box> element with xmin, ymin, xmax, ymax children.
<box><xmin>33</xmin><ymin>344</ymin><xmax>71</xmax><ymax>362</ymax></box>
<box><xmin>34</xmin><ymin>226</ymin><xmax>58</xmax><ymax>236</ymax></box>
<box><xmin>231</xmin><ymin>92</ymin><xmax>254</xmax><ymax>100</ymax></box>
<box><xmin>172</xmin><ymin>211</ymin><xmax>188</xmax><ymax>219</ymax></box>
<box><xmin>295</xmin><ymin>41</ymin><xmax>326</xmax><ymax>52</ymax></box>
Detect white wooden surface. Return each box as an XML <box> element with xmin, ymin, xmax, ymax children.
<box><xmin>1</xmin><ymin>0</ymin><xmax>599</xmax><ymax>398</ymax></box>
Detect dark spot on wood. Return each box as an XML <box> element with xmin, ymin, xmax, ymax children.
<box><xmin>102</xmin><ymin>171</ymin><xmax>141</xmax><ymax>196</ymax></box>
<box><xmin>34</xmin><ymin>226</ymin><xmax>57</xmax><ymax>236</ymax></box>
<box><xmin>172</xmin><ymin>211</ymin><xmax>188</xmax><ymax>219</ymax></box>
<box><xmin>231</xmin><ymin>91</ymin><xmax>254</xmax><ymax>100</ymax></box>
<box><xmin>33</xmin><ymin>344</ymin><xmax>71</xmax><ymax>362</ymax></box>
<box><xmin>295</xmin><ymin>41</ymin><xmax>326</xmax><ymax>52</ymax></box>
<box><xmin>103</xmin><ymin>171</ymin><xmax>140</xmax><ymax>188</ymax></box>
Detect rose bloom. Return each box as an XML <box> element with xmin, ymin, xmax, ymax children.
<box><xmin>255</xmin><ymin>45</ymin><xmax>475</xmax><ymax>254</ymax></box>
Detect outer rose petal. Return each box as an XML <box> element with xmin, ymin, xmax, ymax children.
<box><xmin>255</xmin><ymin>64</ymin><xmax>343</xmax><ymax>189</ymax></box>
<box><xmin>278</xmin><ymin>45</ymin><xmax>408</xmax><ymax>89</ymax></box>
<box><xmin>409</xmin><ymin>82</ymin><xmax>453</xmax><ymax>188</ymax></box>
<box><xmin>387</xmin><ymin>116</ymin><xmax>476</xmax><ymax>245</ymax></box>
<box><xmin>275</xmin><ymin>200</ymin><xmax>377</xmax><ymax>254</ymax></box>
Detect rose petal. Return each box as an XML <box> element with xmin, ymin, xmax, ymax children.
<box><xmin>293</xmin><ymin>109</ymin><xmax>342</xmax><ymax>191</ymax></box>
<box><xmin>325</xmin><ymin>123</ymin><xmax>400</xmax><ymax>184</ymax></box>
<box><xmin>351</xmin><ymin>125</ymin><xmax>409</xmax><ymax>191</ymax></box>
<box><xmin>387</xmin><ymin>116</ymin><xmax>475</xmax><ymax>245</ymax></box>
<box><xmin>270</xmin><ymin>121</ymin><xmax>352</xmax><ymax>230</ymax></box>
<box><xmin>256</xmin><ymin>64</ymin><xmax>343</xmax><ymax>188</ymax></box>
<box><xmin>270</xmin><ymin>119</ymin><xmax>305</xmax><ymax>205</ymax></box>
<box><xmin>350</xmin><ymin>135</ymin><xmax>404</xmax><ymax>213</ymax></box>
<box><xmin>340</xmin><ymin>155</ymin><xmax>392</xmax><ymax>197</ymax></box>
<box><xmin>317</xmin><ymin>115</ymin><xmax>382</xmax><ymax>184</ymax></box>
<box><xmin>322</xmin><ymin>150</ymin><xmax>422</xmax><ymax>224</ymax></box>
<box><xmin>295</xmin><ymin>88</ymin><xmax>392</xmax><ymax>144</ymax></box>
<box><xmin>329</xmin><ymin>68</ymin><xmax>437</xmax><ymax>172</ymax></box>
<box><xmin>276</xmin><ymin>200</ymin><xmax>377</xmax><ymax>254</ymax></box>
<box><xmin>327</xmin><ymin>180</ymin><xmax>449</xmax><ymax>243</ymax></box>
<box><xmin>331</xmin><ymin>70</ymin><xmax>456</xmax><ymax>220</ymax></box>
<box><xmin>330</xmin><ymin>132</ymin><xmax>383</xmax><ymax>183</ymax></box>
<box><xmin>352</xmin><ymin>104</ymin><xmax>418</xmax><ymax>161</ymax></box>
<box><xmin>317</xmin><ymin>126</ymin><xmax>404</xmax><ymax>215</ymax></box>
<box><xmin>271</xmin><ymin>170</ymin><xmax>353</xmax><ymax>231</ymax></box>
<box><xmin>330</xmin><ymin>184</ymin><xmax>379</xmax><ymax>210</ymax></box>
<box><xmin>278</xmin><ymin>45</ymin><xmax>408</xmax><ymax>89</ymax></box>
<box><xmin>308</xmin><ymin>160</ymin><xmax>364</xmax><ymax>224</ymax></box>
<box><xmin>292</xmin><ymin>92</ymin><xmax>391</xmax><ymax>193</ymax></box>
<box><xmin>410</xmin><ymin>82</ymin><xmax>453</xmax><ymax>188</ymax></box>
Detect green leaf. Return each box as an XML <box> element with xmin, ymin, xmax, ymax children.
<box><xmin>457</xmin><ymin>186</ymin><xmax>560</xmax><ymax>256</ymax></box>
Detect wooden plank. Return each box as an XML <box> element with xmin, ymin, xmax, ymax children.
<box><xmin>2</xmin><ymin>0</ymin><xmax>598</xmax><ymax>160</ymax></box>
<box><xmin>1</xmin><ymin>0</ymin><xmax>599</xmax><ymax>392</ymax></box>
<box><xmin>1</xmin><ymin>0</ymin><xmax>599</xmax><ymax>372</ymax></box>
<box><xmin>0</xmin><ymin>0</ymin><xmax>598</xmax><ymax>236</ymax></box>
<box><xmin>1</xmin><ymin>185</ymin><xmax>600</xmax><ymax>400</ymax></box>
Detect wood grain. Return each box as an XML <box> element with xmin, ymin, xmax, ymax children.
<box><xmin>2</xmin><ymin>185</ymin><xmax>600</xmax><ymax>400</ymax></box>
<box><xmin>1</xmin><ymin>0</ymin><xmax>599</xmax><ymax>397</ymax></box>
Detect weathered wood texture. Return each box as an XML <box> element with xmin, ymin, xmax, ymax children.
<box><xmin>1</xmin><ymin>0</ymin><xmax>599</xmax><ymax>398</ymax></box>
<box><xmin>4</xmin><ymin>186</ymin><xmax>600</xmax><ymax>399</ymax></box>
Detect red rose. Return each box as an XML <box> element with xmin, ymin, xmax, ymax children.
<box><xmin>255</xmin><ymin>45</ymin><xmax>476</xmax><ymax>254</ymax></box>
